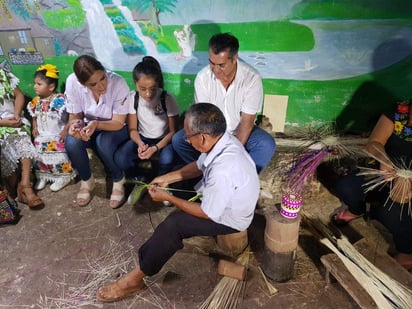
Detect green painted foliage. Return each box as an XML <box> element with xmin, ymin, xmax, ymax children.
<box><xmin>102</xmin><ymin>3</ymin><xmax>146</xmax><ymax>54</ymax></box>
<box><xmin>121</xmin><ymin>0</ymin><xmax>177</xmax><ymax>14</ymax></box>
<box><xmin>5</xmin><ymin>54</ymin><xmax>412</xmax><ymax>134</ymax></box>
<box><xmin>137</xmin><ymin>22</ymin><xmax>172</xmax><ymax>53</ymax></box>
<box><xmin>42</xmin><ymin>0</ymin><xmax>85</xmax><ymax>29</ymax></box>
<box><xmin>156</xmin><ymin>40</ymin><xmax>172</xmax><ymax>53</ymax></box>
<box><xmin>162</xmin><ymin>21</ymin><xmax>315</xmax><ymax>52</ymax></box>
<box><xmin>263</xmin><ymin>55</ymin><xmax>412</xmax><ymax>133</ymax></box>
<box><xmin>289</xmin><ymin>0</ymin><xmax>412</xmax><ymax>19</ymax></box>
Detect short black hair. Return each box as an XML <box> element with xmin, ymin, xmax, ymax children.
<box><xmin>209</xmin><ymin>33</ymin><xmax>239</xmax><ymax>58</ymax></box>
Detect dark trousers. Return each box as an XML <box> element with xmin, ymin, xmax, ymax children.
<box><xmin>335</xmin><ymin>173</ymin><xmax>412</xmax><ymax>253</ymax></box>
<box><xmin>138</xmin><ymin>211</ymin><xmax>239</xmax><ymax>276</ymax></box>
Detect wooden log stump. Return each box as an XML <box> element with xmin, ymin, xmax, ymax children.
<box><xmin>262</xmin><ymin>209</ymin><xmax>300</xmax><ymax>282</ymax></box>
<box><xmin>216</xmin><ymin>230</ymin><xmax>248</xmax><ymax>257</ymax></box>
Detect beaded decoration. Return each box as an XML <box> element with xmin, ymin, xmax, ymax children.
<box><xmin>280</xmin><ymin>191</ymin><xmax>303</xmax><ymax>219</ymax></box>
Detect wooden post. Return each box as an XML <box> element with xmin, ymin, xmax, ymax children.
<box><xmin>216</xmin><ymin>230</ymin><xmax>248</xmax><ymax>257</ymax></box>
<box><xmin>262</xmin><ymin>209</ymin><xmax>300</xmax><ymax>282</ymax></box>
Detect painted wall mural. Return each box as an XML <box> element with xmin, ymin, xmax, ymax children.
<box><xmin>1</xmin><ymin>0</ymin><xmax>412</xmax><ymax>133</ymax></box>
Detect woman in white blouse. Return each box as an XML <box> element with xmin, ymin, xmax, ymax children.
<box><xmin>65</xmin><ymin>55</ymin><xmax>130</xmax><ymax>208</ymax></box>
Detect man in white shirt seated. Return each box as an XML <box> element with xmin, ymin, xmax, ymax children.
<box><xmin>96</xmin><ymin>103</ymin><xmax>260</xmax><ymax>303</ymax></box>
<box><xmin>172</xmin><ymin>32</ymin><xmax>276</xmax><ymax>173</ymax></box>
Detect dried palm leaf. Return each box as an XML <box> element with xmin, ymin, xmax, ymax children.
<box><xmin>257</xmin><ymin>265</ymin><xmax>278</xmax><ymax>297</ymax></box>
<box><xmin>357</xmin><ymin>145</ymin><xmax>412</xmax><ymax>218</ymax></box>
<box><xmin>303</xmin><ymin>213</ymin><xmax>412</xmax><ymax>309</ymax></box>
<box><xmin>320</xmin><ymin>238</ymin><xmax>393</xmax><ymax>309</ymax></box>
<box><xmin>126</xmin><ymin>179</ymin><xmax>199</xmax><ymax>204</ymax></box>
<box><xmin>336</xmin><ymin>237</ymin><xmax>412</xmax><ymax>309</ymax></box>
<box><xmin>280</xmin><ymin>125</ymin><xmax>366</xmax><ymax>194</ymax></box>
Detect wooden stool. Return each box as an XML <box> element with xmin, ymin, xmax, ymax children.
<box><xmin>216</xmin><ymin>230</ymin><xmax>248</xmax><ymax>257</ymax></box>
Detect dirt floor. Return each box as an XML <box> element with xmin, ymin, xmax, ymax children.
<box><xmin>1</xmin><ymin>150</ymin><xmax>411</xmax><ymax>308</ymax></box>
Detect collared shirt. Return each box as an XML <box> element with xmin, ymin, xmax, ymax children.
<box><xmin>127</xmin><ymin>89</ymin><xmax>180</xmax><ymax>139</ymax></box>
<box><xmin>65</xmin><ymin>71</ymin><xmax>130</xmax><ymax>122</ymax></box>
<box><xmin>195</xmin><ymin>133</ymin><xmax>260</xmax><ymax>231</ymax></box>
<box><xmin>194</xmin><ymin>60</ymin><xmax>263</xmax><ymax>133</ymax></box>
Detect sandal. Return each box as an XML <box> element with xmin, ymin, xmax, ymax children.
<box><xmin>76</xmin><ymin>176</ymin><xmax>95</xmax><ymax>207</ymax></box>
<box><xmin>332</xmin><ymin>209</ymin><xmax>361</xmax><ymax>226</ymax></box>
<box><xmin>17</xmin><ymin>184</ymin><xmax>44</xmax><ymax>208</ymax></box>
<box><xmin>398</xmin><ymin>260</ymin><xmax>412</xmax><ymax>271</ymax></box>
<box><xmin>110</xmin><ymin>177</ymin><xmax>126</xmax><ymax>209</ymax></box>
<box><xmin>394</xmin><ymin>254</ymin><xmax>412</xmax><ymax>271</ymax></box>
<box><xmin>96</xmin><ymin>279</ymin><xmax>146</xmax><ymax>303</ymax></box>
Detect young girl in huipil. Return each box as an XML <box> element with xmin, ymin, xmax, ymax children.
<box><xmin>27</xmin><ymin>64</ymin><xmax>76</xmax><ymax>192</ymax></box>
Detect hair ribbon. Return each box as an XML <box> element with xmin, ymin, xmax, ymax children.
<box><xmin>37</xmin><ymin>64</ymin><xmax>59</xmax><ymax>79</ymax></box>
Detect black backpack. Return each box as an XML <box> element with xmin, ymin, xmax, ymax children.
<box><xmin>134</xmin><ymin>90</ymin><xmax>167</xmax><ymax>114</ymax></box>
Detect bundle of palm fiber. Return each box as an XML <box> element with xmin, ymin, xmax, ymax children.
<box><xmin>199</xmin><ymin>247</ymin><xmax>251</xmax><ymax>309</ymax></box>
<box><xmin>126</xmin><ymin>179</ymin><xmax>201</xmax><ymax>206</ymax></box>
<box><xmin>127</xmin><ymin>180</ymin><xmax>149</xmax><ymax>205</ymax></box>
<box><xmin>302</xmin><ymin>213</ymin><xmax>412</xmax><ymax>309</ymax></box>
<box><xmin>276</xmin><ymin>125</ymin><xmax>366</xmax><ymax>195</ymax></box>
<box><xmin>357</xmin><ymin>145</ymin><xmax>412</xmax><ymax>218</ymax></box>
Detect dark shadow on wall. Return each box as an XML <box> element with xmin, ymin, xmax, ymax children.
<box><xmin>177</xmin><ymin>22</ymin><xmax>221</xmax><ymax>115</ymax></box>
<box><xmin>334</xmin><ymin>38</ymin><xmax>412</xmax><ymax>135</ymax></box>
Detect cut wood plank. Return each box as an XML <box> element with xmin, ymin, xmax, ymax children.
<box><xmin>321</xmin><ymin>253</ymin><xmax>378</xmax><ymax>308</ymax></box>
<box><xmin>321</xmin><ymin>238</ymin><xmax>412</xmax><ymax>309</ymax></box>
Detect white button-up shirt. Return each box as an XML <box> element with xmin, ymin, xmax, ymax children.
<box><xmin>195</xmin><ymin>133</ymin><xmax>260</xmax><ymax>231</ymax></box>
<box><xmin>65</xmin><ymin>71</ymin><xmax>130</xmax><ymax>122</ymax></box>
<box><xmin>194</xmin><ymin>60</ymin><xmax>263</xmax><ymax>133</ymax></box>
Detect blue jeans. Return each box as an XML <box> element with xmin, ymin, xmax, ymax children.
<box><xmin>171</xmin><ymin>126</ymin><xmax>276</xmax><ymax>173</ymax></box>
<box><xmin>65</xmin><ymin>126</ymin><xmax>129</xmax><ymax>182</ymax></box>
<box><xmin>138</xmin><ymin>211</ymin><xmax>238</xmax><ymax>276</ymax></box>
<box><xmin>114</xmin><ymin>135</ymin><xmax>176</xmax><ymax>177</ymax></box>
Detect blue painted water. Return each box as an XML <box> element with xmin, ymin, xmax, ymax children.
<box><xmin>83</xmin><ymin>0</ymin><xmax>412</xmax><ymax>81</ymax></box>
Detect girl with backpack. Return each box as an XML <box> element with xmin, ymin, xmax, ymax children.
<box><xmin>114</xmin><ymin>56</ymin><xmax>180</xmax><ymax>182</ymax></box>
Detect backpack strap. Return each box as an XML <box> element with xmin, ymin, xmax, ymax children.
<box><xmin>160</xmin><ymin>90</ymin><xmax>167</xmax><ymax>114</ymax></box>
<box><xmin>134</xmin><ymin>91</ymin><xmax>139</xmax><ymax>111</ymax></box>
<box><xmin>134</xmin><ymin>90</ymin><xmax>167</xmax><ymax>114</ymax></box>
